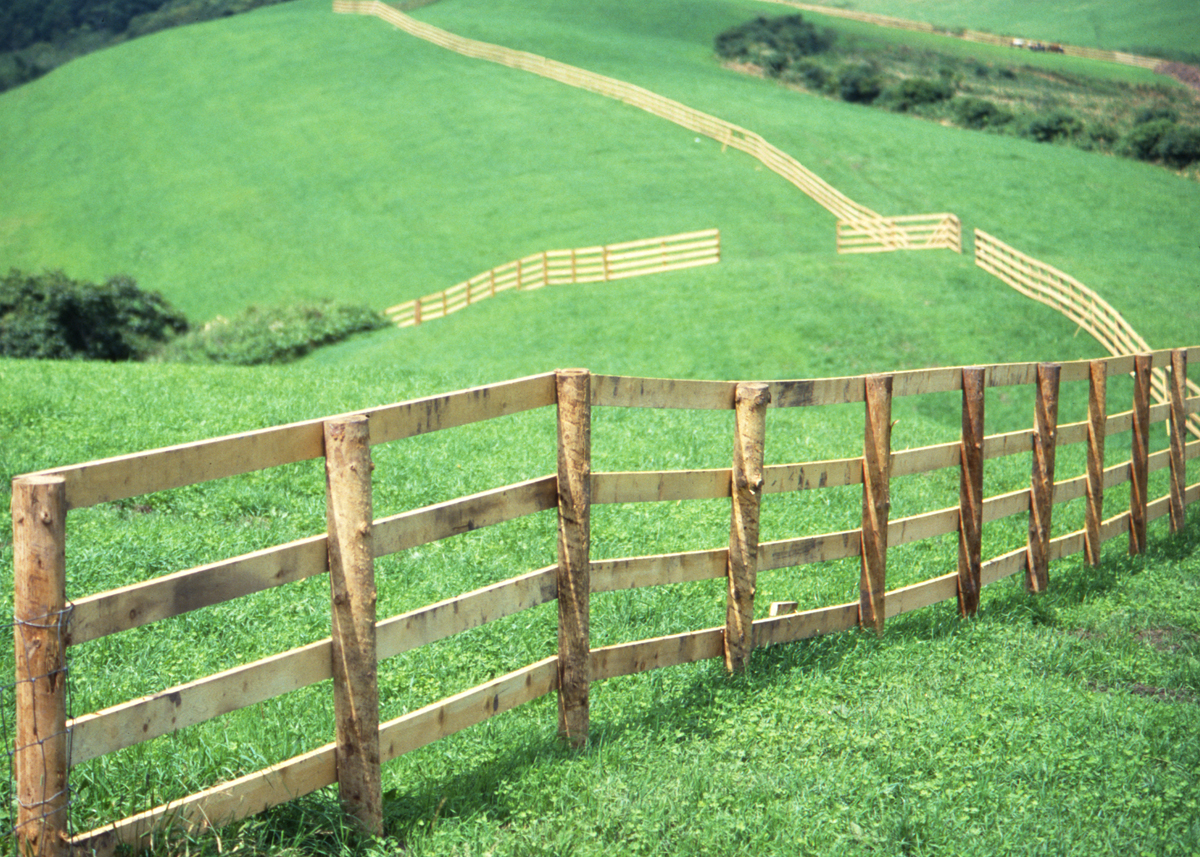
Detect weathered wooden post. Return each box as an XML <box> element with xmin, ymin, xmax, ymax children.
<box><xmin>1130</xmin><ymin>354</ymin><xmax>1152</xmax><ymax>555</ymax></box>
<box><xmin>957</xmin><ymin>367</ymin><xmax>985</xmax><ymax>617</ymax></box>
<box><xmin>555</xmin><ymin>369</ymin><xmax>591</xmax><ymax>747</ymax></box>
<box><xmin>12</xmin><ymin>475</ymin><xmax>70</xmax><ymax>857</ymax></box>
<box><xmin>860</xmin><ymin>374</ymin><xmax>892</xmax><ymax>633</ymax></box>
<box><xmin>1085</xmin><ymin>360</ymin><xmax>1108</xmax><ymax>566</ymax></box>
<box><xmin>1026</xmin><ymin>363</ymin><xmax>1060</xmax><ymax>593</ymax></box>
<box><xmin>1169</xmin><ymin>349</ymin><xmax>1187</xmax><ymax>534</ymax></box>
<box><xmin>725</xmin><ymin>382</ymin><xmax>770</xmax><ymax>672</ymax></box>
<box><xmin>324</xmin><ymin>415</ymin><xmax>383</xmax><ymax>836</ymax></box>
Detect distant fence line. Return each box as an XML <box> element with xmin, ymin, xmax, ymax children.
<box><xmin>759</xmin><ymin>0</ymin><xmax>1164</xmax><ymax>71</ymax></box>
<box><xmin>384</xmin><ymin>229</ymin><xmax>720</xmax><ymax>328</ymax></box>
<box><xmin>331</xmin><ymin>0</ymin><xmax>954</xmax><ymax>245</ymax></box>
<box><xmin>11</xmin><ymin>348</ymin><xmax>1200</xmax><ymax>855</ymax></box>
<box><xmin>836</xmin><ymin>213</ymin><xmax>961</xmax><ymax>254</ymax></box>
<box><xmin>975</xmin><ymin>230</ymin><xmax>1200</xmax><ymax>439</ymax></box>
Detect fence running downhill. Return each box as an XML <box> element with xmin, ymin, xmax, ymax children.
<box><xmin>384</xmin><ymin>229</ymin><xmax>720</xmax><ymax>328</ymax></box>
<box><xmin>10</xmin><ymin>347</ymin><xmax>1200</xmax><ymax>856</ymax></box>
<box><xmin>975</xmin><ymin>230</ymin><xmax>1200</xmax><ymax>439</ymax></box>
<box><xmin>333</xmin><ymin>0</ymin><xmax>959</xmax><ymax>257</ymax></box>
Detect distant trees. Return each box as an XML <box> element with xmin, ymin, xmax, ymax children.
<box><xmin>0</xmin><ymin>0</ymin><xmax>295</xmax><ymax>92</ymax></box>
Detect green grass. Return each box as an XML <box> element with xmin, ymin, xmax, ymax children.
<box><xmin>793</xmin><ymin>0</ymin><xmax>1200</xmax><ymax>59</ymax></box>
<box><xmin>2</xmin><ymin>0</ymin><xmax>1199</xmax><ymax>854</ymax></box>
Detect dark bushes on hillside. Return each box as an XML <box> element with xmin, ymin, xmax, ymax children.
<box><xmin>156</xmin><ymin>301</ymin><xmax>389</xmax><ymax>365</ymax></box>
<box><xmin>883</xmin><ymin>77</ymin><xmax>955</xmax><ymax>112</ymax></box>
<box><xmin>953</xmin><ymin>97</ymin><xmax>1012</xmax><ymax>129</ymax></box>
<box><xmin>1019</xmin><ymin>110</ymin><xmax>1084</xmax><ymax>143</ymax></box>
<box><xmin>837</xmin><ymin>64</ymin><xmax>882</xmax><ymax>104</ymax></box>
<box><xmin>714</xmin><ymin>14</ymin><xmax>834</xmax><ymax>76</ymax></box>
<box><xmin>0</xmin><ymin>269</ymin><xmax>188</xmax><ymax>360</ymax></box>
<box><xmin>1121</xmin><ymin>118</ymin><xmax>1200</xmax><ymax>168</ymax></box>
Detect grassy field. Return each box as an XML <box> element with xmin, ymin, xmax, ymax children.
<box><xmin>2</xmin><ymin>0</ymin><xmax>1200</xmax><ymax>854</ymax></box>
<box><xmin>793</xmin><ymin>0</ymin><xmax>1200</xmax><ymax>58</ymax></box>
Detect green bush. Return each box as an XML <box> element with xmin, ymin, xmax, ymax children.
<box><xmin>1019</xmin><ymin>110</ymin><xmax>1084</xmax><ymax>143</ymax></box>
<box><xmin>1132</xmin><ymin>105</ymin><xmax>1180</xmax><ymax>125</ymax></box>
<box><xmin>883</xmin><ymin>76</ymin><xmax>955</xmax><ymax>112</ymax></box>
<box><xmin>156</xmin><ymin>300</ymin><xmax>388</xmax><ymax>365</ymax></box>
<box><xmin>714</xmin><ymin>15</ymin><xmax>834</xmax><ymax>71</ymax></box>
<box><xmin>953</xmin><ymin>97</ymin><xmax>1012</xmax><ymax>130</ymax></box>
<box><xmin>837</xmin><ymin>64</ymin><xmax>882</xmax><ymax>104</ymax></box>
<box><xmin>0</xmin><ymin>269</ymin><xmax>188</xmax><ymax>360</ymax></box>
<box><xmin>782</xmin><ymin>59</ymin><xmax>829</xmax><ymax>90</ymax></box>
<box><xmin>1121</xmin><ymin>118</ymin><xmax>1176</xmax><ymax>160</ymax></box>
<box><xmin>1153</xmin><ymin>124</ymin><xmax>1200</xmax><ymax>169</ymax></box>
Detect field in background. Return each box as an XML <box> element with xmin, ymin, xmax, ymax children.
<box><xmin>798</xmin><ymin>0</ymin><xmax>1200</xmax><ymax>58</ymax></box>
<box><xmin>2</xmin><ymin>0</ymin><xmax>1200</xmax><ymax>854</ymax></box>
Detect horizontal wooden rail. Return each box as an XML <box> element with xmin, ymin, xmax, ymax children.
<box><xmin>385</xmin><ymin>230</ymin><xmax>719</xmax><ymax>328</ymax></box>
<box><xmin>837</xmin><ymin>213</ymin><xmax>962</xmax><ymax>254</ymax></box>
<box><xmin>27</xmin><ymin>373</ymin><xmax>556</xmax><ymax>510</ymax></box>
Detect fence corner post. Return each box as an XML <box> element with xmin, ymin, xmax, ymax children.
<box><xmin>555</xmin><ymin>369</ymin><xmax>591</xmax><ymax>747</ymax></box>
<box><xmin>12</xmin><ymin>475</ymin><xmax>70</xmax><ymax>857</ymax></box>
<box><xmin>957</xmin><ymin>367</ymin><xmax>985</xmax><ymax>617</ymax></box>
<box><xmin>1026</xmin><ymin>363</ymin><xmax>1060</xmax><ymax>593</ymax></box>
<box><xmin>725</xmin><ymin>382</ymin><xmax>770</xmax><ymax>673</ymax></box>
<box><xmin>324</xmin><ymin>415</ymin><xmax>383</xmax><ymax>836</ymax></box>
<box><xmin>860</xmin><ymin>374</ymin><xmax>893</xmax><ymax>633</ymax></box>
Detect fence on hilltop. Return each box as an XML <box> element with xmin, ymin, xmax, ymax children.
<box><xmin>10</xmin><ymin>346</ymin><xmax>1200</xmax><ymax>855</ymax></box>
<box><xmin>384</xmin><ymin>229</ymin><xmax>720</xmax><ymax>328</ymax></box>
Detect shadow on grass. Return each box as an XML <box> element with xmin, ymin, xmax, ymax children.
<box><xmin>175</xmin><ymin>511</ymin><xmax>1200</xmax><ymax>854</ymax></box>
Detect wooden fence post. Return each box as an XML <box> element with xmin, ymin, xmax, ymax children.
<box><xmin>860</xmin><ymin>375</ymin><xmax>892</xmax><ymax>633</ymax></box>
<box><xmin>324</xmin><ymin>416</ymin><xmax>383</xmax><ymax>836</ymax></box>
<box><xmin>1085</xmin><ymin>360</ymin><xmax>1107</xmax><ymax>566</ymax></box>
<box><xmin>957</xmin><ymin>367</ymin><xmax>985</xmax><ymax>617</ymax></box>
<box><xmin>1130</xmin><ymin>353</ymin><xmax>1152</xmax><ymax>555</ymax></box>
<box><xmin>1169</xmin><ymin>349</ymin><xmax>1187</xmax><ymax>534</ymax></box>
<box><xmin>1026</xmin><ymin>363</ymin><xmax>1060</xmax><ymax>593</ymax></box>
<box><xmin>555</xmin><ymin>369</ymin><xmax>591</xmax><ymax>747</ymax></box>
<box><xmin>725</xmin><ymin>382</ymin><xmax>770</xmax><ymax>672</ymax></box>
<box><xmin>12</xmin><ymin>475</ymin><xmax>70</xmax><ymax>857</ymax></box>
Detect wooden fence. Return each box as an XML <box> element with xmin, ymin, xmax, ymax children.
<box><xmin>836</xmin><ymin>213</ymin><xmax>962</xmax><ymax>254</ymax></box>
<box><xmin>11</xmin><ymin>348</ymin><xmax>1200</xmax><ymax>856</ymax></box>
<box><xmin>384</xmin><ymin>229</ymin><xmax>720</xmax><ymax>327</ymax></box>
<box><xmin>975</xmin><ymin>230</ymin><xmax>1200</xmax><ymax>439</ymax></box>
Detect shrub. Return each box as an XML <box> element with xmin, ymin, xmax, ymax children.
<box><xmin>714</xmin><ymin>15</ymin><xmax>834</xmax><ymax>68</ymax></box>
<box><xmin>1019</xmin><ymin>110</ymin><xmax>1084</xmax><ymax>143</ymax></box>
<box><xmin>837</xmin><ymin>64</ymin><xmax>882</xmax><ymax>104</ymax></box>
<box><xmin>1132</xmin><ymin>105</ymin><xmax>1180</xmax><ymax>125</ymax></box>
<box><xmin>1154</xmin><ymin>124</ymin><xmax>1200</xmax><ymax>169</ymax></box>
<box><xmin>783</xmin><ymin>59</ymin><xmax>829</xmax><ymax>90</ymax></box>
<box><xmin>0</xmin><ymin>269</ymin><xmax>188</xmax><ymax>360</ymax></box>
<box><xmin>884</xmin><ymin>76</ymin><xmax>955</xmax><ymax>112</ymax></box>
<box><xmin>1121</xmin><ymin>118</ymin><xmax>1176</xmax><ymax>160</ymax></box>
<box><xmin>156</xmin><ymin>300</ymin><xmax>388</xmax><ymax>365</ymax></box>
<box><xmin>1081</xmin><ymin>122</ymin><xmax>1119</xmax><ymax>151</ymax></box>
<box><xmin>953</xmin><ymin>97</ymin><xmax>1012</xmax><ymax>130</ymax></box>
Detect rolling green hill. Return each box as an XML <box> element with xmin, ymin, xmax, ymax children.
<box><xmin>2</xmin><ymin>2</ymin><xmax>1200</xmax><ymax>854</ymax></box>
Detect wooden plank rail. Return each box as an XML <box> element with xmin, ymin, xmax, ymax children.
<box><xmin>837</xmin><ymin>214</ymin><xmax>962</xmax><ymax>255</ymax></box>
<box><xmin>10</xmin><ymin>349</ymin><xmax>1200</xmax><ymax>856</ymax></box>
<box><xmin>385</xmin><ymin>230</ymin><xmax>720</xmax><ymax>329</ymax></box>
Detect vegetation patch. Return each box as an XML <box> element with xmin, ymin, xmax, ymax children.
<box><xmin>155</xmin><ymin>300</ymin><xmax>388</xmax><ymax>365</ymax></box>
<box><xmin>715</xmin><ymin>14</ymin><xmax>1200</xmax><ymax>174</ymax></box>
<box><xmin>0</xmin><ymin>268</ymin><xmax>188</xmax><ymax>360</ymax></box>
<box><xmin>0</xmin><ymin>0</ymin><xmax>296</xmax><ymax>92</ymax></box>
